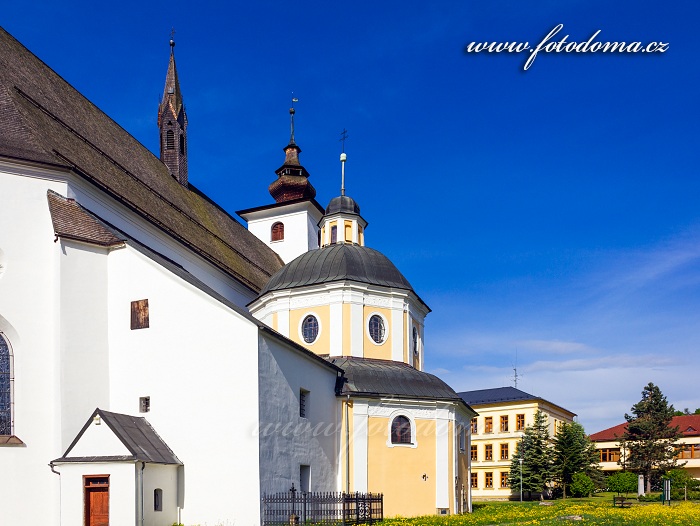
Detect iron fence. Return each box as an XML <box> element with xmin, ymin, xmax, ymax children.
<box><xmin>262</xmin><ymin>484</ymin><xmax>383</xmax><ymax>525</ymax></box>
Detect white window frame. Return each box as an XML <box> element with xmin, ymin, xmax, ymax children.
<box><xmin>298</xmin><ymin>312</ymin><xmax>322</xmax><ymax>345</ymax></box>
<box><xmin>386</xmin><ymin>409</ymin><xmax>418</xmax><ymax>448</ymax></box>
<box><xmin>366</xmin><ymin>312</ymin><xmax>388</xmax><ymax>346</ymax></box>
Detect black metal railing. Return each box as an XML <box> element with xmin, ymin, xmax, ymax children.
<box><xmin>262</xmin><ymin>484</ymin><xmax>383</xmax><ymax>525</ymax></box>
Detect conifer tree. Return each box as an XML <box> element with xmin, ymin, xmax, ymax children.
<box><xmin>552</xmin><ymin>421</ymin><xmax>601</xmax><ymax>498</ymax></box>
<box><xmin>623</xmin><ymin>382</ymin><xmax>683</xmax><ymax>493</ymax></box>
<box><xmin>509</xmin><ymin>410</ymin><xmax>553</xmax><ymax>499</ymax></box>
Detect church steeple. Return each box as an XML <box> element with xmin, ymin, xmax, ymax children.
<box><xmin>158</xmin><ymin>35</ymin><xmax>188</xmax><ymax>186</ymax></box>
<box><xmin>268</xmin><ymin>101</ymin><xmax>316</xmax><ymax>202</ymax></box>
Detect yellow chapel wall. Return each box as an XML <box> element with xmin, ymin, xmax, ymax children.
<box><xmin>363</xmin><ymin>306</ymin><xmax>393</xmax><ymax>361</ymax></box>
<box><xmin>367</xmin><ymin>416</ymin><xmax>437</xmax><ymax>517</ymax></box>
<box><xmin>288</xmin><ymin>305</ymin><xmax>331</xmax><ymax>354</ymax></box>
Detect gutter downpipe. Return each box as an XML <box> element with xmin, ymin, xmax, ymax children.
<box><xmin>141</xmin><ymin>461</ymin><xmax>146</xmax><ymax>526</ymax></box>
<box><xmin>345</xmin><ymin>394</ymin><xmax>350</xmax><ymax>494</ymax></box>
<box><xmin>49</xmin><ymin>462</ymin><xmax>61</xmax><ymax>526</ymax></box>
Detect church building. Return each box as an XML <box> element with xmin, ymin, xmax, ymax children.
<box><xmin>0</xmin><ymin>26</ymin><xmax>475</xmax><ymax>525</ymax></box>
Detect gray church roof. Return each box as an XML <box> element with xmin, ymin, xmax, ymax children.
<box><xmin>0</xmin><ymin>27</ymin><xmax>283</xmax><ymax>292</ymax></box>
<box><xmin>55</xmin><ymin>408</ymin><xmax>182</xmax><ymax>465</ymax></box>
<box><xmin>260</xmin><ymin>244</ymin><xmax>422</xmax><ymax>300</ymax></box>
<box><xmin>331</xmin><ymin>357</ymin><xmax>474</xmax><ymax>413</ymax></box>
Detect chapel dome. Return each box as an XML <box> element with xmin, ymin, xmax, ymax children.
<box><xmin>259</xmin><ymin>243</ymin><xmax>414</xmax><ymax>296</ymax></box>
<box><xmin>325</xmin><ymin>195</ymin><xmax>360</xmax><ymax>215</ymax></box>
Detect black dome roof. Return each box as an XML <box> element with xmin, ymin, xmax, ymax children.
<box><xmin>325</xmin><ymin>195</ymin><xmax>360</xmax><ymax>215</ymax></box>
<box><xmin>259</xmin><ymin>244</ymin><xmax>414</xmax><ymax>296</ymax></box>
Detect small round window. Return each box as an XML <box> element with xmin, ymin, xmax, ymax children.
<box><xmin>302</xmin><ymin>315</ymin><xmax>319</xmax><ymax>344</ymax></box>
<box><xmin>368</xmin><ymin>314</ymin><xmax>386</xmax><ymax>344</ymax></box>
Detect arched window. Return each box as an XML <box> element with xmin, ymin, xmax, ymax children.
<box><xmin>391</xmin><ymin>415</ymin><xmax>412</xmax><ymax>444</ymax></box>
<box><xmin>166</xmin><ymin>130</ymin><xmax>175</xmax><ymax>150</ymax></box>
<box><xmin>330</xmin><ymin>225</ymin><xmax>337</xmax><ymax>244</ymax></box>
<box><xmin>154</xmin><ymin>488</ymin><xmax>163</xmax><ymax>511</ymax></box>
<box><xmin>368</xmin><ymin>314</ymin><xmax>385</xmax><ymax>344</ymax></box>
<box><xmin>301</xmin><ymin>315</ymin><xmax>319</xmax><ymax>344</ymax></box>
<box><xmin>0</xmin><ymin>334</ymin><xmax>13</xmax><ymax>436</ymax></box>
<box><xmin>271</xmin><ymin>222</ymin><xmax>284</xmax><ymax>242</ymax></box>
<box><xmin>412</xmin><ymin>326</ymin><xmax>418</xmax><ymax>354</ymax></box>
<box><xmin>179</xmin><ymin>134</ymin><xmax>185</xmax><ymax>155</ymax></box>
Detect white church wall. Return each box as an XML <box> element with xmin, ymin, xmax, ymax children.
<box><xmin>68</xmin><ymin>178</ymin><xmax>257</xmax><ymax>308</ymax></box>
<box><xmin>0</xmin><ymin>164</ymin><xmax>68</xmax><ymax>526</ymax></box>
<box><xmin>58</xmin><ymin>462</ymin><xmax>135</xmax><ymax>526</ymax></box>
<box><xmin>258</xmin><ymin>334</ymin><xmax>340</xmax><ymax>495</ymax></box>
<box><xmin>105</xmin><ymin>244</ymin><xmax>263</xmax><ymax>526</ymax></box>
<box><xmin>143</xmin><ymin>463</ymin><xmax>180</xmax><ymax>526</ymax></box>
<box><xmin>59</xmin><ymin>240</ymin><xmax>112</xmax><ymax>447</ymax></box>
<box><xmin>244</xmin><ymin>202</ymin><xmax>321</xmax><ymax>263</ymax></box>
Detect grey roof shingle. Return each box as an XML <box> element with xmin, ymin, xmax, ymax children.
<box><xmin>458</xmin><ymin>387</ymin><xmax>541</xmax><ymax>405</ymax></box>
<box><xmin>47</xmin><ymin>190</ymin><xmax>125</xmax><ymax>246</ymax></box>
<box><xmin>0</xmin><ymin>26</ymin><xmax>283</xmax><ymax>292</ymax></box>
<box><xmin>331</xmin><ymin>357</ymin><xmax>473</xmax><ymax>413</ymax></box>
<box><xmin>55</xmin><ymin>409</ymin><xmax>181</xmax><ymax>465</ymax></box>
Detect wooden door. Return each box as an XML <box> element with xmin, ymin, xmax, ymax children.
<box><xmin>84</xmin><ymin>475</ymin><xmax>109</xmax><ymax>526</ymax></box>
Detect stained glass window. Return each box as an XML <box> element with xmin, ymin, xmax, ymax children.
<box><xmin>0</xmin><ymin>334</ymin><xmax>12</xmax><ymax>436</ymax></box>
<box><xmin>302</xmin><ymin>315</ymin><xmax>319</xmax><ymax>343</ymax></box>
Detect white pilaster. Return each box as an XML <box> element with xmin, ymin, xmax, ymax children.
<box><xmin>435</xmin><ymin>406</ymin><xmax>451</xmax><ymax>508</ymax></box>
<box><xmin>353</xmin><ymin>401</ymin><xmax>369</xmax><ymax>492</ymax></box>
<box><xmin>330</xmin><ymin>302</ymin><xmax>343</xmax><ymax>356</ymax></box>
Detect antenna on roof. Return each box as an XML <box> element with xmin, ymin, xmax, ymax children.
<box><xmin>339</xmin><ymin>128</ymin><xmax>348</xmax><ymax>196</ymax></box>
<box><xmin>512</xmin><ymin>349</ymin><xmax>522</xmax><ymax>388</ymax></box>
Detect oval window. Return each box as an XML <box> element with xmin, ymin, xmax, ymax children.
<box><xmin>368</xmin><ymin>314</ymin><xmax>385</xmax><ymax>344</ymax></box>
<box><xmin>302</xmin><ymin>315</ymin><xmax>319</xmax><ymax>344</ymax></box>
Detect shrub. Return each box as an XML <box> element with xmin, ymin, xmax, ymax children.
<box><xmin>607</xmin><ymin>471</ymin><xmax>638</xmax><ymax>495</ymax></box>
<box><xmin>570</xmin><ymin>472</ymin><xmax>595</xmax><ymax>497</ymax></box>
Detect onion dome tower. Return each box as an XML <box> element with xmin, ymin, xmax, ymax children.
<box><xmin>157</xmin><ymin>36</ymin><xmax>188</xmax><ymax>186</ymax></box>
<box><xmin>237</xmin><ymin>101</ymin><xmax>324</xmax><ymax>263</ymax></box>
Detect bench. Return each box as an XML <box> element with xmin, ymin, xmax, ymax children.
<box><xmin>613</xmin><ymin>496</ymin><xmax>632</xmax><ymax>508</ymax></box>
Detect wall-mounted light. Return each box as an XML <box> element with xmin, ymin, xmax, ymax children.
<box><xmin>422</xmin><ymin>473</ymin><xmax>428</xmax><ymax>481</ymax></box>
<box><xmin>93</xmin><ymin>414</ymin><xmax>101</xmax><ymax>426</ymax></box>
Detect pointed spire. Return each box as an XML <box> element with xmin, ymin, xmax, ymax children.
<box><xmin>268</xmin><ymin>100</ymin><xmax>316</xmax><ymax>203</ymax></box>
<box><xmin>158</xmin><ymin>31</ymin><xmax>188</xmax><ymax>186</ymax></box>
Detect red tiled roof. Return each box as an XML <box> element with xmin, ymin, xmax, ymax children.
<box><xmin>590</xmin><ymin>415</ymin><xmax>700</xmax><ymax>442</ymax></box>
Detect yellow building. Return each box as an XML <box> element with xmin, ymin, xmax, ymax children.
<box><xmin>590</xmin><ymin>415</ymin><xmax>700</xmax><ymax>480</ymax></box>
<box><xmin>245</xmin><ymin>142</ymin><xmax>477</xmax><ymax>516</ymax></box>
<box><xmin>458</xmin><ymin>387</ymin><xmax>576</xmax><ymax>500</ymax></box>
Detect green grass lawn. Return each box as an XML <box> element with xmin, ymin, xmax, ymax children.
<box><xmin>371</xmin><ymin>496</ymin><xmax>700</xmax><ymax>525</ymax></box>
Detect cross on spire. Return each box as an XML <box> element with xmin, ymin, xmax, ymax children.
<box><xmin>339</xmin><ymin>128</ymin><xmax>349</xmax><ymax>153</ymax></box>
<box><xmin>289</xmin><ymin>94</ymin><xmax>299</xmax><ymax>144</ymax></box>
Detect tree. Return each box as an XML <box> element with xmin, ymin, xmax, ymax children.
<box><xmin>570</xmin><ymin>473</ymin><xmax>595</xmax><ymax>498</ymax></box>
<box><xmin>623</xmin><ymin>382</ymin><xmax>684</xmax><ymax>493</ymax></box>
<box><xmin>552</xmin><ymin>422</ymin><xmax>602</xmax><ymax>498</ymax></box>
<box><xmin>509</xmin><ymin>410</ymin><xmax>553</xmax><ymax>499</ymax></box>
<box><xmin>607</xmin><ymin>471</ymin><xmax>638</xmax><ymax>496</ymax></box>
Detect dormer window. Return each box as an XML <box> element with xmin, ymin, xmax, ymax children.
<box><xmin>271</xmin><ymin>222</ymin><xmax>284</xmax><ymax>242</ymax></box>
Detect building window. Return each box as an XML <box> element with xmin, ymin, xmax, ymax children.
<box><xmin>368</xmin><ymin>314</ymin><xmax>386</xmax><ymax>344</ymax></box>
<box><xmin>300</xmin><ymin>465</ymin><xmax>311</xmax><ymax>493</ymax></box>
<box><xmin>271</xmin><ymin>222</ymin><xmax>284</xmax><ymax>242</ymax></box>
<box><xmin>600</xmin><ymin>448</ymin><xmax>621</xmax><ymax>462</ymax></box>
<box><xmin>179</xmin><ymin>134</ymin><xmax>185</xmax><ymax>155</ymax></box>
<box><xmin>301</xmin><ymin>315</ymin><xmax>319</xmax><ymax>344</ymax></box>
<box><xmin>131</xmin><ymin>299</ymin><xmax>149</xmax><ymax>330</ymax></box>
<box><xmin>139</xmin><ymin>396</ymin><xmax>150</xmax><ymax>413</ymax></box>
<box><xmin>500</xmin><ymin>443</ymin><xmax>509</xmax><ymax>460</ymax></box>
<box><xmin>485</xmin><ymin>472</ymin><xmax>493</xmax><ymax>488</ymax></box>
<box><xmin>391</xmin><ymin>415</ymin><xmax>412</xmax><ymax>444</ymax></box>
<box><xmin>484</xmin><ymin>417</ymin><xmax>493</xmax><ymax>433</ymax></box>
<box><xmin>331</xmin><ymin>225</ymin><xmax>337</xmax><ymax>244</ymax></box>
<box><xmin>679</xmin><ymin>445</ymin><xmax>700</xmax><ymax>460</ymax></box>
<box><xmin>471</xmin><ymin>418</ymin><xmax>477</xmax><ymax>434</ymax></box>
<box><xmin>471</xmin><ymin>472</ymin><xmax>478</xmax><ymax>488</ymax></box>
<box><xmin>166</xmin><ymin>130</ymin><xmax>175</xmax><ymax>150</ymax></box>
<box><xmin>500</xmin><ymin>415</ymin><xmax>509</xmax><ymax>432</ymax></box>
<box><xmin>299</xmin><ymin>389</ymin><xmax>309</xmax><ymax>418</ymax></box>
<box><xmin>484</xmin><ymin>444</ymin><xmax>493</xmax><ymax>461</ymax></box>
<box><xmin>471</xmin><ymin>445</ymin><xmax>477</xmax><ymax>461</ymax></box>
<box><xmin>500</xmin><ymin>472</ymin><xmax>509</xmax><ymax>488</ymax></box>
<box><xmin>459</xmin><ymin>426</ymin><xmax>466</xmax><ymax>451</ymax></box>
<box><xmin>516</xmin><ymin>414</ymin><xmax>525</xmax><ymax>431</ymax></box>
<box><xmin>0</xmin><ymin>334</ymin><xmax>13</xmax><ymax>436</ymax></box>
<box><xmin>154</xmin><ymin>488</ymin><xmax>163</xmax><ymax>511</ymax></box>
<box><xmin>412</xmin><ymin>327</ymin><xmax>418</xmax><ymax>354</ymax></box>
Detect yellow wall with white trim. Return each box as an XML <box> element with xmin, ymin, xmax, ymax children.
<box><xmin>288</xmin><ymin>305</ymin><xmax>330</xmax><ymax>352</ymax></box>
<box><xmin>367</xmin><ymin>416</ymin><xmax>437</xmax><ymax>517</ymax></box>
<box><xmin>363</xmin><ymin>306</ymin><xmax>392</xmax><ymax>360</ymax></box>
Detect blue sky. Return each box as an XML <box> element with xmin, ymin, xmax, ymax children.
<box><xmin>4</xmin><ymin>1</ymin><xmax>698</xmax><ymax>433</ymax></box>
